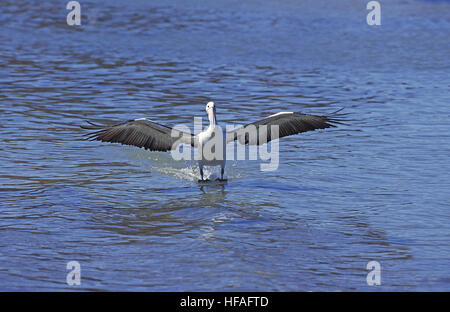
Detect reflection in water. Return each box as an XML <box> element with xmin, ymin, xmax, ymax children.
<box><xmin>90</xmin><ymin>186</ymin><xmax>228</xmax><ymax>238</ymax></box>
<box><xmin>198</xmin><ymin>184</ymin><xmax>227</xmax><ymax>197</ymax></box>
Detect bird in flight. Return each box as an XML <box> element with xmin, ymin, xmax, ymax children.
<box><xmin>81</xmin><ymin>102</ymin><xmax>344</xmax><ymax>183</ymax></box>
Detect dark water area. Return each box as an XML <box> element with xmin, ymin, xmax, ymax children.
<box><xmin>0</xmin><ymin>0</ymin><xmax>449</xmax><ymax>291</ymax></box>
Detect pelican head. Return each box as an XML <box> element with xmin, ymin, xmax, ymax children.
<box><xmin>206</xmin><ymin>101</ymin><xmax>215</xmax><ymax>112</ymax></box>
<box><xmin>206</xmin><ymin>101</ymin><xmax>216</xmax><ymax>126</ymax></box>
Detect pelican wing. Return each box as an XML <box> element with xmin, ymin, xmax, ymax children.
<box><xmin>81</xmin><ymin>118</ymin><xmax>195</xmax><ymax>151</ymax></box>
<box><xmin>226</xmin><ymin>112</ymin><xmax>344</xmax><ymax>145</ymax></box>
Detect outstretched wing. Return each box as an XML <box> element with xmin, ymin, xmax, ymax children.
<box><xmin>226</xmin><ymin>111</ymin><xmax>345</xmax><ymax>145</ymax></box>
<box><xmin>81</xmin><ymin>118</ymin><xmax>195</xmax><ymax>152</ymax></box>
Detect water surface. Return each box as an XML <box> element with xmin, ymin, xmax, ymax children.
<box><xmin>0</xmin><ymin>0</ymin><xmax>449</xmax><ymax>291</ymax></box>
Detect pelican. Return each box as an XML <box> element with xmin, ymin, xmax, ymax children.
<box><xmin>81</xmin><ymin>102</ymin><xmax>344</xmax><ymax>182</ymax></box>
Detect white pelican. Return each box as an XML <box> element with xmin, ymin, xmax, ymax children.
<box><xmin>81</xmin><ymin>102</ymin><xmax>344</xmax><ymax>182</ymax></box>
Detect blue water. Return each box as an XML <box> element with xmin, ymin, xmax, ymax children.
<box><xmin>0</xmin><ymin>0</ymin><xmax>449</xmax><ymax>291</ymax></box>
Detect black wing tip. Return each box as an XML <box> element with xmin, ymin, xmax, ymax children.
<box><xmin>322</xmin><ymin>108</ymin><xmax>349</xmax><ymax>126</ymax></box>
<box><xmin>293</xmin><ymin>109</ymin><xmax>348</xmax><ymax>127</ymax></box>
<box><xmin>324</xmin><ymin>117</ymin><xmax>347</xmax><ymax>127</ymax></box>
<box><xmin>80</xmin><ymin>120</ymin><xmax>109</xmax><ymax>141</ymax></box>
<box><xmin>80</xmin><ymin>120</ymin><xmax>105</xmax><ymax>130</ymax></box>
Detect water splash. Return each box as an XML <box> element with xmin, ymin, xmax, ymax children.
<box><xmin>123</xmin><ymin>147</ymin><xmax>250</xmax><ymax>182</ymax></box>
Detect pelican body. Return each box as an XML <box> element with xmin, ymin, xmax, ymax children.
<box><xmin>197</xmin><ymin>102</ymin><xmax>226</xmax><ymax>181</ymax></box>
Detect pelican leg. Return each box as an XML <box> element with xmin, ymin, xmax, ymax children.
<box><xmin>221</xmin><ymin>167</ymin><xmax>224</xmax><ymax>180</ymax></box>
<box><xmin>199</xmin><ymin>166</ymin><xmax>204</xmax><ymax>181</ymax></box>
